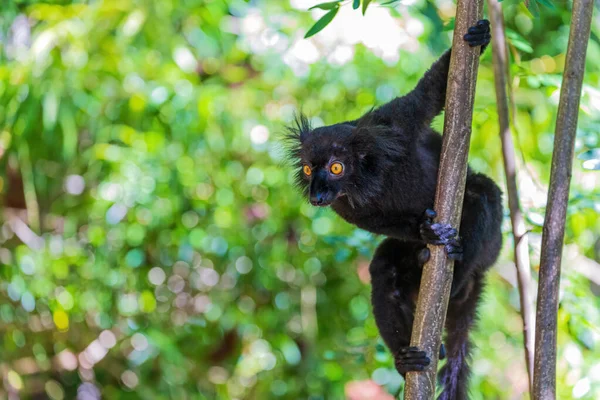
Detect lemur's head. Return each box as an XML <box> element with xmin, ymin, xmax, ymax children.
<box><xmin>285</xmin><ymin>113</ymin><xmax>401</xmax><ymax>208</ymax></box>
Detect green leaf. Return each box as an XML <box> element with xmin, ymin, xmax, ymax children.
<box><xmin>528</xmin><ymin>0</ymin><xmax>540</xmax><ymax>17</ymax></box>
<box><xmin>509</xmin><ymin>40</ymin><xmax>533</xmax><ymax>53</ymax></box>
<box><xmin>353</xmin><ymin>0</ymin><xmax>360</xmax><ymax>10</ymax></box>
<box><xmin>309</xmin><ymin>1</ymin><xmax>341</xmax><ymax>10</ymax></box>
<box><xmin>518</xmin><ymin>2</ymin><xmax>535</xmax><ymax>18</ymax></box>
<box><xmin>380</xmin><ymin>0</ymin><xmax>401</xmax><ymax>5</ymax></box>
<box><xmin>506</xmin><ymin>29</ymin><xmax>533</xmax><ymax>53</ymax></box>
<box><xmin>535</xmin><ymin>0</ymin><xmax>556</xmax><ymax>9</ymax></box>
<box><xmin>304</xmin><ymin>7</ymin><xmax>339</xmax><ymax>38</ymax></box>
<box><xmin>362</xmin><ymin>0</ymin><xmax>372</xmax><ymax>15</ymax></box>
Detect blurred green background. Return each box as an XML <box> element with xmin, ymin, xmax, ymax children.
<box><xmin>0</xmin><ymin>0</ymin><xmax>599</xmax><ymax>399</ymax></box>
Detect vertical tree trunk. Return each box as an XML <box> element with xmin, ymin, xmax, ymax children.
<box><xmin>403</xmin><ymin>0</ymin><xmax>483</xmax><ymax>397</ymax></box>
<box><xmin>533</xmin><ymin>0</ymin><xmax>594</xmax><ymax>398</ymax></box>
<box><xmin>487</xmin><ymin>0</ymin><xmax>535</xmax><ymax>394</ymax></box>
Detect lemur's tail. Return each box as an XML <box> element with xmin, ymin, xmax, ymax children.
<box><xmin>437</xmin><ymin>338</ymin><xmax>472</xmax><ymax>400</ymax></box>
<box><xmin>436</xmin><ymin>277</ymin><xmax>484</xmax><ymax>400</ymax></box>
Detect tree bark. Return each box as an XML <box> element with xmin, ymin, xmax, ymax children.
<box><xmin>487</xmin><ymin>0</ymin><xmax>535</xmax><ymax>394</ymax></box>
<box><xmin>533</xmin><ymin>0</ymin><xmax>594</xmax><ymax>398</ymax></box>
<box><xmin>403</xmin><ymin>0</ymin><xmax>484</xmax><ymax>397</ymax></box>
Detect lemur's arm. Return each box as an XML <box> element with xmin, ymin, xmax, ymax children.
<box><xmin>371</xmin><ymin>20</ymin><xmax>491</xmax><ymax>129</ymax></box>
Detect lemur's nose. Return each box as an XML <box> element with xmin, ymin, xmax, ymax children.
<box><xmin>310</xmin><ymin>193</ymin><xmax>325</xmax><ymax>206</ymax></box>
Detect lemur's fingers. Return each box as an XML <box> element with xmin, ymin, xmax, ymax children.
<box><xmin>431</xmin><ymin>223</ymin><xmax>458</xmax><ymax>239</ymax></box>
<box><xmin>467</xmin><ymin>26</ymin><xmax>485</xmax><ymax>34</ymax></box>
<box><xmin>446</xmin><ymin>247</ymin><xmax>464</xmax><ymax>261</ymax></box>
<box><xmin>445</xmin><ymin>238</ymin><xmax>463</xmax><ymax>261</ymax></box>
<box><xmin>464</xmin><ymin>19</ymin><xmax>491</xmax><ymax>51</ymax></box>
<box><xmin>420</xmin><ymin>208</ymin><xmax>462</xmax><ymax>248</ymax></box>
<box><xmin>424</xmin><ymin>208</ymin><xmax>437</xmax><ymax>220</ymax></box>
<box><xmin>467</xmin><ymin>19</ymin><xmax>490</xmax><ymax>34</ymax></box>
<box><xmin>420</xmin><ymin>224</ymin><xmax>440</xmax><ymax>243</ymax></box>
<box><xmin>425</xmin><ymin>223</ymin><xmax>458</xmax><ymax>241</ymax></box>
<box><xmin>464</xmin><ymin>34</ymin><xmax>491</xmax><ymax>47</ymax></box>
<box><xmin>395</xmin><ymin>346</ymin><xmax>431</xmax><ymax>374</ymax></box>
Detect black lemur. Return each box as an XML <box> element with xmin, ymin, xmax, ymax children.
<box><xmin>286</xmin><ymin>20</ymin><xmax>502</xmax><ymax>400</ymax></box>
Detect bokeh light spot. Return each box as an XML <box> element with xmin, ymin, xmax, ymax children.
<box><xmin>53</xmin><ymin>310</ymin><xmax>69</xmax><ymax>331</ymax></box>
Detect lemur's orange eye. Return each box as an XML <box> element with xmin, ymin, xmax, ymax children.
<box><xmin>303</xmin><ymin>165</ymin><xmax>312</xmax><ymax>176</ymax></box>
<box><xmin>330</xmin><ymin>162</ymin><xmax>344</xmax><ymax>175</ymax></box>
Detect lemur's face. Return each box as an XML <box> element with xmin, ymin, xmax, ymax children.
<box><xmin>299</xmin><ymin>125</ymin><xmax>356</xmax><ymax>207</ymax></box>
<box><xmin>286</xmin><ymin>120</ymin><xmax>359</xmax><ymax>207</ymax></box>
<box><xmin>301</xmin><ymin>156</ymin><xmax>348</xmax><ymax>207</ymax></box>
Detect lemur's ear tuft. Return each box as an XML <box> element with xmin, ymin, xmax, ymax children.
<box><xmin>285</xmin><ymin>112</ymin><xmax>312</xmax><ymax>144</ymax></box>
<box><xmin>282</xmin><ymin>112</ymin><xmax>312</xmax><ymax>166</ymax></box>
<box><xmin>282</xmin><ymin>112</ymin><xmax>312</xmax><ymax>197</ymax></box>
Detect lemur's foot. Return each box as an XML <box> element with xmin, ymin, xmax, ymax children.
<box><xmin>464</xmin><ymin>19</ymin><xmax>491</xmax><ymax>53</ymax></box>
<box><xmin>420</xmin><ymin>209</ymin><xmax>464</xmax><ymax>261</ymax></box>
<box><xmin>395</xmin><ymin>346</ymin><xmax>431</xmax><ymax>374</ymax></box>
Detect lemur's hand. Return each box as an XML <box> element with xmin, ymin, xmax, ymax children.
<box><xmin>419</xmin><ymin>209</ymin><xmax>463</xmax><ymax>261</ymax></box>
<box><xmin>394</xmin><ymin>346</ymin><xmax>430</xmax><ymax>375</ymax></box>
<box><xmin>463</xmin><ymin>19</ymin><xmax>491</xmax><ymax>54</ymax></box>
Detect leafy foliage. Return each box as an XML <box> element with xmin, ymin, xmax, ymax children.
<box><xmin>305</xmin><ymin>6</ymin><xmax>340</xmax><ymax>38</ymax></box>
<box><xmin>304</xmin><ymin>0</ymin><xmax>557</xmax><ymax>38</ymax></box>
<box><xmin>310</xmin><ymin>1</ymin><xmax>343</xmax><ymax>11</ymax></box>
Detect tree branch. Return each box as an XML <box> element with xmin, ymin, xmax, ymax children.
<box><xmin>487</xmin><ymin>0</ymin><xmax>535</xmax><ymax>394</ymax></box>
<box><xmin>533</xmin><ymin>0</ymin><xmax>594</xmax><ymax>398</ymax></box>
<box><xmin>403</xmin><ymin>0</ymin><xmax>484</xmax><ymax>397</ymax></box>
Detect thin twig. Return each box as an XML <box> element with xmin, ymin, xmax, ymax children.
<box><xmin>487</xmin><ymin>0</ymin><xmax>535</xmax><ymax>395</ymax></box>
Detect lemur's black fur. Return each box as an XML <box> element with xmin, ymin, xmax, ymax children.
<box><xmin>286</xmin><ymin>20</ymin><xmax>501</xmax><ymax>400</ymax></box>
